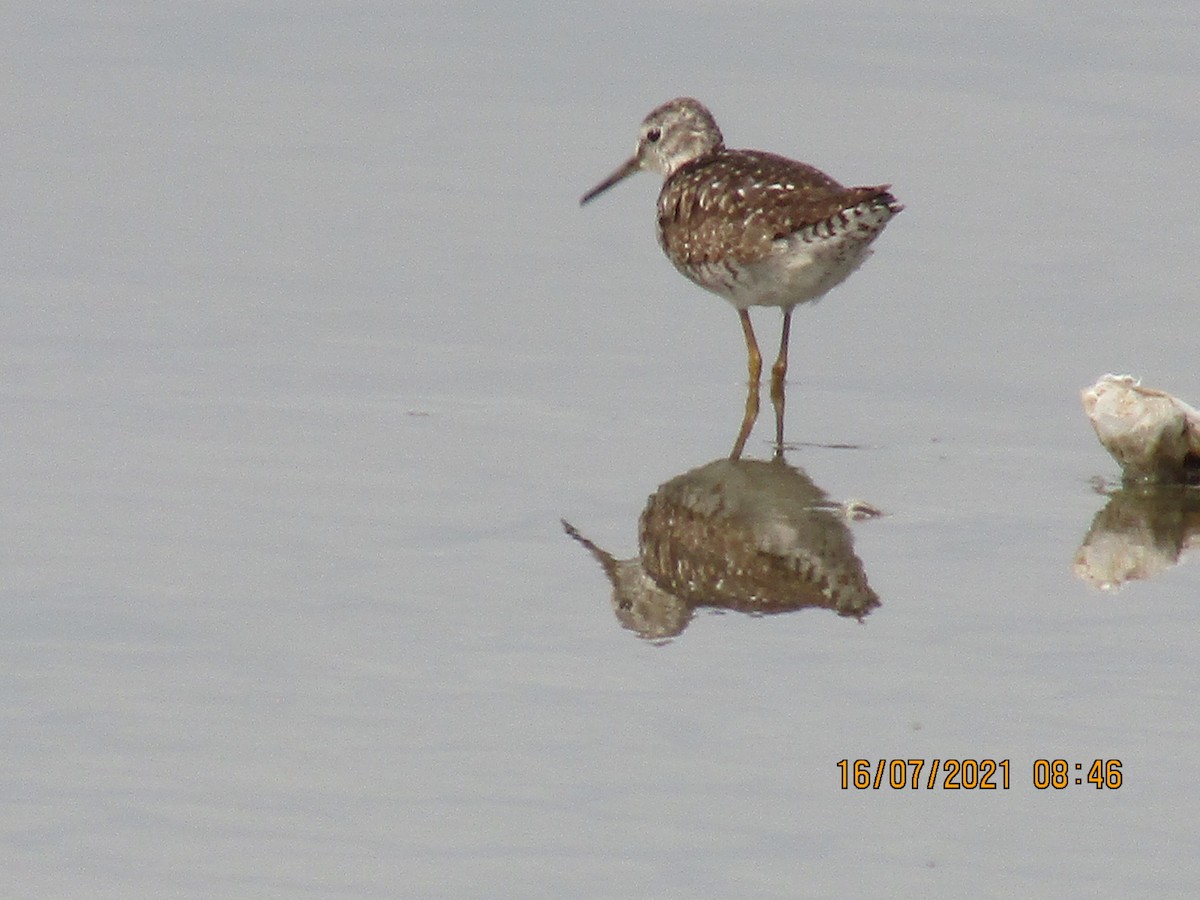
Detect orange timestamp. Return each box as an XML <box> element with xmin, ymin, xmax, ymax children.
<box><xmin>1032</xmin><ymin>758</ymin><xmax>1123</xmax><ymax>790</ymax></box>
<box><xmin>837</xmin><ymin>758</ymin><xmax>1010</xmax><ymax>790</ymax></box>
<box><xmin>836</xmin><ymin>759</ymin><xmax>1124</xmax><ymax>790</ymax></box>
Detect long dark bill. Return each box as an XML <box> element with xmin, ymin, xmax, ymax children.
<box><xmin>579</xmin><ymin>156</ymin><xmax>640</xmax><ymax>206</ymax></box>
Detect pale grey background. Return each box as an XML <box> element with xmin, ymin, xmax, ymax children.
<box><xmin>4</xmin><ymin>2</ymin><xmax>1198</xmax><ymax>898</ymax></box>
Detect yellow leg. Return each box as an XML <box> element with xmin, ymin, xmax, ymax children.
<box><xmin>771</xmin><ymin>306</ymin><xmax>793</xmax><ymax>387</ymax></box>
<box><xmin>769</xmin><ymin>307</ymin><xmax>793</xmax><ymax>456</ymax></box>
<box><xmin>771</xmin><ymin>376</ymin><xmax>786</xmax><ymax>457</ymax></box>
<box><xmin>739</xmin><ymin>309</ymin><xmax>762</xmax><ymax>386</ymax></box>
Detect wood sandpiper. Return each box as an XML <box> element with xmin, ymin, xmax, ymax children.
<box><xmin>580</xmin><ymin>97</ymin><xmax>902</xmax><ymax>395</ymax></box>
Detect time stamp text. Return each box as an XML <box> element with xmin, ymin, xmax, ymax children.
<box><xmin>836</xmin><ymin>759</ymin><xmax>1123</xmax><ymax>791</ymax></box>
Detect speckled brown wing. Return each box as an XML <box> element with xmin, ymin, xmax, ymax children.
<box><xmin>657</xmin><ymin>149</ymin><xmax>894</xmax><ymax>268</ymax></box>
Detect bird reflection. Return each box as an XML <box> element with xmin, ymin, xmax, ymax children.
<box><xmin>563</xmin><ymin>455</ymin><xmax>880</xmax><ymax>642</ymax></box>
<box><xmin>1074</xmin><ymin>482</ymin><xmax>1200</xmax><ymax>591</ymax></box>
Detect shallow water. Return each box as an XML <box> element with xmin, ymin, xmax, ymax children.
<box><xmin>4</xmin><ymin>2</ymin><xmax>1199</xmax><ymax>897</ymax></box>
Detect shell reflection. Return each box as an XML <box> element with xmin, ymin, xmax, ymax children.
<box><xmin>564</xmin><ymin>457</ymin><xmax>880</xmax><ymax>641</ymax></box>
<box><xmin>1074</xmin><ymin>483</ymin><xmax>1200</xmax><ymax>591</ymax></box>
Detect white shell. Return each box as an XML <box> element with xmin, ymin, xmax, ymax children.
<box><xmin>1081</xmin><ymin>374</ymin><xmax>1200</xmax><ymax>483</ymax></box>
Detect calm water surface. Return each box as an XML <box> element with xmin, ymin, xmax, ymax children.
<box><xmin>4</xmin><ymin>2</ymin><xmax>1199</xmax><ymax>897</ymax></box>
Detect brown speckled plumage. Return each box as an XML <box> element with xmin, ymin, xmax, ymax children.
<box><xmin>657</xmin><ymin>150</ymin><xmax>894</xmax><ymax>272</ymax></box>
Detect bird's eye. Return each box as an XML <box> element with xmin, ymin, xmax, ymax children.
<box><xmin>646</xmin><ymin>127</ymin><xmax>661</xmax><ymax>143</ymax></box>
